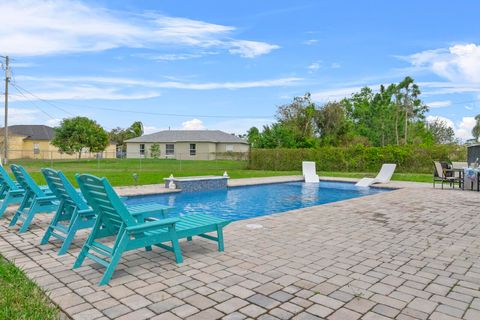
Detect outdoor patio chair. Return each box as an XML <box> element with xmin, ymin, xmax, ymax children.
<box><xmin>0</xmin><ymin>166</ymin><xmax>50</xmax><ymax>218</ymax></box>
<box><xmin>8</xmin><ymin>164</ymin><xmax>58</xmax><ymax>233</ymax></box>
<box><xmin>0</xmin><ymin>165</ymin><xmax>27</xmax><ymax>218</ymax></box>
<box><xmin>302</xmin><ymin>161</ymin><xmax>319</xmax><ymax>183</ymax></box>
<box><xmin>74</xmin><ymin>173</ymin><xmax>231</xmax><ymax>286</ymax></box>
<box><xmin>355</xmin><ymin>163</ymin><xmax>397</xmax><ymax>187</ymax></box>
<box><xmin>433</xmin><ymin>161</ymin><xmax>461</xmax><ymax>189</ymax></box>
<box><xmin>41</xmin><ymin>168</ymin><xmax>174</xmax><ymax>255</ymax></box>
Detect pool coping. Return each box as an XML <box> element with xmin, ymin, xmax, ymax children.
<box><xmin>115</xmin><ymin>175</ymin><xmax>430</xmax><ymax>197</ymax></box>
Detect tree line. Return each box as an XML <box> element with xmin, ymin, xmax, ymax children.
<box><xmin>247</xmin><ymin>77</ymin><xmax>458</xmax><ymax>149</ymax></box>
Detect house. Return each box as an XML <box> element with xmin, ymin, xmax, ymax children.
<box><xmin>0</xmin><ymin>125</ymin><xmax>116</xmax><ymax>160</ymax></box>
<box><xmin>125</xmin><ymin>130</ymin><xmax>249</xmax><ymax>160</ymax></box>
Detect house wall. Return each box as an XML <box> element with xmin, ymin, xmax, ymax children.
<box><xmin>216</xmin><ymin>143</ymin><xmax>249</xmax><ymax>153</ymax></box>
<box><xmin>0</xmin><ymin>134</ymin><xmax>116</xmax><ymax>159</ymax></box>
<box><xmin>126</xmin><ymin>141</ymin><xmax>247</xmax><ymax>160</ymax></box>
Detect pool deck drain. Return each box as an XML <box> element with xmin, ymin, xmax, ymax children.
<box><xmin>1</xmin><ymin>176</ymin><xmax>479</xmax><ymax>320</ymax></box>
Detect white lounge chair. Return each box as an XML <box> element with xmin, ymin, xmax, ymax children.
<box><xmin>302</xmin><ymin>161</ymin><xmax>319</xmax><ymax>183</ymax></box>
<box><xmin>355</xmin><ymin>164</ymin><xmax>396</xmax><ymax>187</ymax></box>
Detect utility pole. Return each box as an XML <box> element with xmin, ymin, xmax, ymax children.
<box><xmin>3</xmin><ymin>56</ymin><xmax>9</xmax><ymax>165</ymax></box>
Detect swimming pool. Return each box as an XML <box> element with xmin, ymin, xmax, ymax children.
<box><xmin>125</xmin><ymin>181</ymin><xmax>390</xmax><ymax>221</ymax></box>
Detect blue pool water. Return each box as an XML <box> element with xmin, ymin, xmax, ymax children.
<box><xmin>125</xmin><ymin>181</ymin><xmax>390</xmax><ymax>221</ymax></box>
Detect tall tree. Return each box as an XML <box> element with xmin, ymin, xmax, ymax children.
<box><xmin>276</xmin><ymin>93</ymin><xmax>318</xmax><ymax>147</ymax></box>
<box><xmin>52</xmin><ymin>117</ymin><xmax>109</xmax><ymax>158</ymax></box>
<box><xmin>247</xmin><ymin>127</ymin><xmax>261</xmax><ymax>147</ymax></box>
<box><xmin>396</xmin><ymin>77</ymin><xmax>428</xmax><ymax>144</ymax></box>
<box><xmin>315</xmin><ymin>102</ymin><xmax>352</xmax><ymax>146</ymax></box>
<box><xmin>109</xmin><ymin>121</ymin><xmax>144</xmax><ymax>152</ymax></box>
<box><xmin>472</xmin><ymin>115</ymin><xmax>480</xmax><ymax>142</ymax></box>
<box><xmin>428</xmin><ymin>118</ymin><xmax>456</xmax><ymax>144</ymax></box>
<box><xmin>128</xmin><ymin>121</ymin><xmax>144</xmax><ymax>137</ymax></box>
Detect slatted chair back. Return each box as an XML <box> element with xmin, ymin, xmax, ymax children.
<box><xmin>42</xmin><ymin>168</ymin><xmax>89</xmax><ymax>211</ymax></box>
<box><xmin>433</xmin><ymin>161</ymin><xmax>445</xmax><ymax>179</ymax></box>
<box><xmin>10</xmin><ymin>164</ymin><xmax>45</xmax><ymax>197</ymax></box>
<box><xmin>76</xmin><ymin>174</ymin><xmax>137</xmax><ymax>233</ymax></box>
<box><xmin>0</xmin><ymin>165</ymin><xmax>19</xmax><ymax>191</ymax></box>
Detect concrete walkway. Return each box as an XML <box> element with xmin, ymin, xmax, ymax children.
<box><xmin>1</xmin><ymin>177</ymin><xmax>479</xmax><ymax>320</ymax></box>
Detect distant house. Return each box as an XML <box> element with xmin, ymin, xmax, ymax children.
<box><xmin>0</xmin><ymin>125</ymin><xmax>116</xmax><ymax>159</ymax></box>
<box><xmin>125</xmin><ymin>130</ymin><xmax>249</xmax><ymax>160</ymax></box>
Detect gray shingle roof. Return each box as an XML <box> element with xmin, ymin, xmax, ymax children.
<box><xmin>0</xmin><ymin>125</ymin><xmax>55</xmax><ymax>140</ymax></box>
<box><xmin>125</xmin><ymin>130</ymin><xmax>248</xmax><ymax>144</ymax></box>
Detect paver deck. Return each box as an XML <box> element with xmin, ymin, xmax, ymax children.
<box><xmin>1</xmin><ymin>177</ymin><xmax>479</xmax><ymax>320</ymax></box>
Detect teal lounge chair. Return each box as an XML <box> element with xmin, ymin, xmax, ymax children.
<box><xmin>0</xmin><ymin>166</ymin><xmax>26</xmax><ymax>218</ymax></box>
<box><xmin>9</xmin><ymin>165</ymin><xmax>58</xmax><ymax>233</ymax></box>
<box><xmin>74</xmin><ymin>173</ymin><xmax>230</xmax><ymax>286</ymax></box>
<box><xmin>40</xmin><ymin>168</ymin><xmax>96</xmax><ymax>255</ymax></box>
<box><xmin>41</xmin><ymin>168</ymin><xmax>172</xmax><ymax>255</ymax></box>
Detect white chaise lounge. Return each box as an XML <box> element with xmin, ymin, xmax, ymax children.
<box><xmin>355</xmin><ymin>163</ymin><xmax>396</xmax><ymax>187</ymax></box>
<box><xmin>302</xmin><ymin>161</ymin><xmax>319</xmax><ymax>183</ymax></box>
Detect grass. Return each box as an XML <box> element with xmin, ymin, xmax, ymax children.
<box><xmin>0</xmin><ymin>255</ymin><xmax>59</xmax><ymax>320</ymax></box>
<box><xmin>13</xmin><ymin>158</ymin><xmax>299</xmax><ymax>186</ymax></box>
<box><xmin>10</xmin><ymin>158</ymin><xmax>432</xmax><ymax>186</ymax></box>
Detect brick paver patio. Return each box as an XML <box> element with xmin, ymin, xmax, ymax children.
<box><xmin>1</xmin><ymin>177</ymin><xmax>480</xmax><ymax>319</ymax></box>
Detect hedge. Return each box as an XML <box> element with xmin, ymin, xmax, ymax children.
<box><xmin>248</xmin><ymin>145</ymin><xmax>467</xmax><ymax>173</ymax></box>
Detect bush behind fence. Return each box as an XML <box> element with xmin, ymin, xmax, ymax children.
<box><xmin>248</xmin><ymin>145</ymin><xmax>467</xmax><ymax>173</ymax></box>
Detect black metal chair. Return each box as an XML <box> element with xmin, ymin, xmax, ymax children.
<box><xmin>433</xmin><ymin>161</ymin><xmax>462</xmax><ymax>189</ymax></box>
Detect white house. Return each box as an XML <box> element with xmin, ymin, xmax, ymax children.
<box><xmin>125</xmin><ymin>130</ymin><xmax>249</xmax><ymax>160</ymax></box>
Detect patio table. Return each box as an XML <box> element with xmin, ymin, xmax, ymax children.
<box><xmin>463</xmin><ymin>167</ymin><xmax>480</xmax><ymax>191</ymax></box>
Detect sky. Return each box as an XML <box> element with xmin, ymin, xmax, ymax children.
<box><xmin>1</xmin><ymin>0</ymin><xmax>480</xmax><ymax>140</ymax></box>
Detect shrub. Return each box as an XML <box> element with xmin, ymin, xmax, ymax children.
<box><xmin>248</xmin><ymin>145</ymin><xmax>466</xmax><ymax>173</ymax></box>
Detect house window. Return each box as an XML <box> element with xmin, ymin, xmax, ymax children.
<box><xmin>190</xmin><ymin>144</ymin><xmax>196</xmax><ymax>156</ymax></box>
<box><xmin>33</xmin><ymin>143</ymin><xmax>40</xmax><ymax>154</ymax></box>
<box><xmin>166</xmin><ymin>144</ymin><xmax>174</xmax><ymax>156</ymax></box>
<box><xmin>139</xmin><ymin>144</ymin><xmax>145</xmax><ymax>156</ymax></box>
<box><xmin>226</xmin><ymin>144</ymin><xmax>234</xmax><ymax>152</ymax></box>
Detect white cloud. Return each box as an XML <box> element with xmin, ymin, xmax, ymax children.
<box><xmin>466</xmin><ymin>106</ymin><xmax>473</xmax><ymax>110</ymax></box>
<box><xmin>418</xmin><ymin>81</ymin><xmax>480</xmax><ymax>96</ymax></box>
<box><xmin>303</xmin><ymin>39</ymin><xmax>318</xmax><ymax>45</ymax></box>
<box><xmin>331</xmin><ymin>62</ymin><xmax>341</xmax><ymax>69</ymax></box>
<box><xmin>427</xmin><ymin>115</ymin><xmax>476</xmax><ymax>141</ymax></box>
<box><xmin>182</xmin><ymin>119</ymin><xmax>206</xmax><ymax>130</ymax></box>
<box><xmin>45</xmin><ymin>118</ymin><xmax>62</xmax><ymax>127</ymax></box>
<box><xmin>426</xmin><ymin>115</ymin><xmax>455</xmax><ymax>129</ymax></box>
<box><xmin>0</xmin><ymin>108</ymin><xmax>40</xmax><ymax>125</ymax></box>
<box><xmin>228</xmin><ymin>40</ymin><xmax>279</xmax><ymax>58</ymax></box>
<box><xmin>143</xmin><ymin>125</ymin><xmax>166</xmax><ymax>134</ymax></box>
<box><xmin>0</xmin><ymin>0</ymin><xmax>278</xmax><ymax>58</ymax></box>
<box><xmin>307</xmin><ymin>62</ymin><xmax>321</xmax><ymax>72</ymax></box>
<box><xmin>404</xmin><ymin>44</ymin><xmax>480</xmax><ymax>83</ymax></box>
<box><xmin>142</xmin><ymin>53</ymin><xmax>204</xmax><ymax>61</ymax></box>
<box><xmin>15</xmin><ymin>76</ymin><xmax>302</xmax><ymax>100</ymax></box>
<box><xmin>456</xmin><ymin>116</ymin><xmax>476</xmax><ymax>141</ymax></box>
<box><xmin>212</xmin><ymin>118</ymin><xmax>274</xmax><ymax>135</ymax></box>
<box><xmin>10</xmin><ymin>85</ymin><xmax>160</xmax><ymax>101</ymax></box>
<box><xmin>427</xmin><ymin>100</ymin><xmax>451</xmax><ymax>108</ymax></box>
<box><xmin>311</xmin><ymin>86</ymin><xmax>365</xmax><ymax>102</ymax></box>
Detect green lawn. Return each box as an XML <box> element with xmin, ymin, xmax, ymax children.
<box><xmin>0</xmin><ymin>255</ymin><xmax>59</xmax><ymax>320</ymax></box>
<box><xmin>13</xmin><ymin>158</ymin><xmax>299</xmax><ymax>186</ymax></box>
<box><xmin>10</xmin><ymin>158</ymin><xmax>431</xmax><ymax>186</ymax></box>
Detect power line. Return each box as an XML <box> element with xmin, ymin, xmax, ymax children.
<box><xmin>41</xmin><ymin>100</ymin><xmax>273</xmax><ymax>119</ymax></box>
<box><xmin>12</xmin><ymin>82</ymin><xmax>75</xmax><ymax>116</ymax></box>
<box><xmin>10</xmin><ymin>84</ymin><xmax>56</xmax><ymax>119</ymax></box>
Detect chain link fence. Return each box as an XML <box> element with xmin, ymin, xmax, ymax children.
<box><xmin>3</xmin><ymin>150</ymin><xmax>250</xmax><ymax>173</ymax></box>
